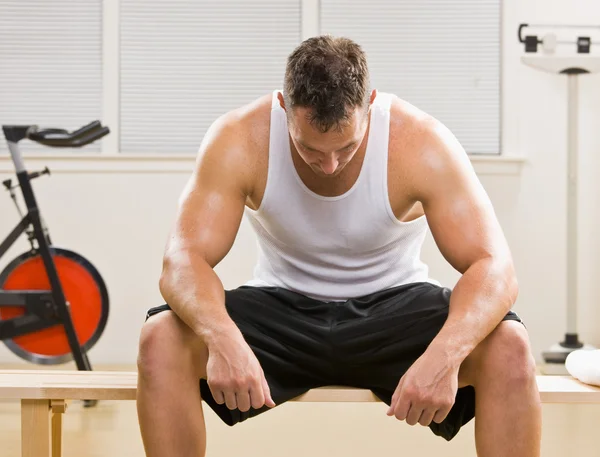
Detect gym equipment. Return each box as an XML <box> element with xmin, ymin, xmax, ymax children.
<box><xmin>519</xmin><ymin>24</ymin><xmax>600</xmax><ymax>371</ymax></box>
<box><xmin>518</xmin><ymin>23</ymin><xmax>599</xmax><ymax>54</ymax></box>
<box><xmin>0</xmin><ymin>121</ymin><xmax>110</xmax><ymax>370</ymax></box>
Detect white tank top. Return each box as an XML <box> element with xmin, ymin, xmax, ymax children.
<box><xmin>244</xmin><ymin>90</ymin><xmax>434</xmax><ymax>302</ymax></box>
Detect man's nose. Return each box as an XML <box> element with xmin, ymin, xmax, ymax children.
<box><xmin>320</xmin><ymin>156</ymin><xmax>339</xmax><ymax>174</ymax></box>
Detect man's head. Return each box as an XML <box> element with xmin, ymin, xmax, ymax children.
<box><xmin>281</xmin><ymin>36</ymin><xmax>374</xmax><ymax>177</ymax></box>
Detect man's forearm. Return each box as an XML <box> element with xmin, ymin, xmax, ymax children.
<box><xmin>159</xmin><ymin>251</ymin><xmax>239</xmax><ymax>346</ymax></box>
<box><xmin>428</xmin><ymin>256</ymin><xmax>518</xmax><ymax>366</ymax></box>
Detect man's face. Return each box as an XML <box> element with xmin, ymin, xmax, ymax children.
<box><xmin>288</xmin><ymin>106</ymin><xmax>369</xmax><ymax>178</ymax></box>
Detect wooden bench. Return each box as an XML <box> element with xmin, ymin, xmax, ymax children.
<box><xmin>1</xmin><ymin>370</ymin><xmax>600</xmax><ymax>457</ymax></box>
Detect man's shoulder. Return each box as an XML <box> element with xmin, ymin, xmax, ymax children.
<box><xmin>214</xmin><ymin>93</ymin><xmax>273</xmax><ymax>142</ymax></box>
<box><xmin>387</xmin><ymin>95</ymin><xmax>438</xmax><ymax>169</ymax></box>
<box><xmin>386</xmin><ymin>94</ymin><xmax>470</xmax><ymax>194</ymax></box>
<box><xmin>388</xmin><ymin>94</ymin><xmax>438</xmax><ymax>141</ymax></box>
<box><xmin>199</xmin><ymin>93</ymin><xmax>272</xmax><ymax>162</ymax></box>
<box><xmin>194</xmin><ymin>93</ymin><xmax>272</xmax><ymax>198</ymax></box>
<box><xmin>388</xmin><ymin>94</ymin><xmax>462</xmax><ymax>159</ymax></box>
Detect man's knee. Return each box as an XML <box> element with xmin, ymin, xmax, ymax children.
<box><xmin>137</xmin><ymin>310</ymin><xmax>208</xmax><ymax>379</ymax></box>
<box><xmin>461</xmin><ymin>320</ymin><xmax>536</xmax><ymax>389</ymax></box>
<box><xmin>478</xmin><ymin>321</ymin><xmax>537</xmax><ymax>386</ymax></box>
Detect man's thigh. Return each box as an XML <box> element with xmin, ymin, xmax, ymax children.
<box><xmin>146</xmin><ymin>286</ymin><xmax>335</xmax><ymax>426</ymax></box>
<box><xmin>331</xmin><ymin>281</ymin><xmax>522</xmax><ymax>441</ymax></box>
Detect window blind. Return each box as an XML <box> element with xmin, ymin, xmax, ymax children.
<box><xmin>120</xmin><ymin>0</ymin><xmax>301</xmax><ymax>153</ymax></box>
<box><xmin>321</xmin><ymin>0</ymin><xmax>501</xmax><ymax>154</ymax></box>
<box><xmin>0</xmin><ymin>0</ymin><xmax>103</xmax><ymax>154</ymax></box>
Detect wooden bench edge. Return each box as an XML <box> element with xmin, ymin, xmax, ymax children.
<box><xmin>0</xmin><ymin>372</ymin><xmax>599</xmax><ymax>403</ymax></box>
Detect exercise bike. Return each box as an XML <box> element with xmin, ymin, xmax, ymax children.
<box><xmin>0</xmin><ymin>121</ymin><xmax>110</xmax><ymax>376</ymax></box>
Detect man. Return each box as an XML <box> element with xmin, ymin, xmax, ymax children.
<box><xmin>137</xmin><ymin>36</ymin><xmax>542</xmax><ymax>457</ymax></box>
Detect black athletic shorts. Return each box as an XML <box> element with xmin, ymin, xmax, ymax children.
<box><xmin>145</xmin><ymin>282</ymin><xmax>523</xmax><ymax>441</ymax></box>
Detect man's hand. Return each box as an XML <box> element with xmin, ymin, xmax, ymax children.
<box><xmin>206</xmin><ymin>331</ymin><xmax>276</xmax><ymax>412</ymax></box>
<box><xmin>386</xmin><ymin>349</ymin><xmax>459</xmax><ymax>426</ymax></box>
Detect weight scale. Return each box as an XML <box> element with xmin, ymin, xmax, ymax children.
<box><xmin>518</xmin><ymin>23</ymin><xmax>600</xmax><ymax>374</ymax></box>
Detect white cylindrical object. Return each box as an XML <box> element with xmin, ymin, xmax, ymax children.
<box><xmin>566</xmin><ymin>74</ymin><xmax>579</xmax><ymax>335</ymax></box>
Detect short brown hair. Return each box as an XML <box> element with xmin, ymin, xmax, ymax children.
<box><xmin>284</xmin><ymin>35</ymin><xmax>370</xmax><ymax>132</ymax></box>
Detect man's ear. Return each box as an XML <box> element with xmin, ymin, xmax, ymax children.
<box><xmin>369</xmin><ymin>89</ymin><xmax>377</xmax><ymax>106</ymax></box>
<box><xmin>277</xmin><ymin>91</ymin><xmax>286</xmax><ymax>111</ymax></box>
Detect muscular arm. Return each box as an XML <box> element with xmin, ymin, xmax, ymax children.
<box><xmin>159</xmin><ymin>114</ymin><xmax>253</xmax><ymax>345</ymax></box>
<box><xmin>415</xmin><ymin>120</ymin><xmax>518</xmax><ymax>366</ymax></box>
<box><xmin>158</xmin><ymin>110</ymin><xmax>276</xmax><ymax>411</ymax></box>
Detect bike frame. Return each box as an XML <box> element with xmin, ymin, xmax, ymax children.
<box><xmin>0</xmin><ymin>125</ymin><xmax>92</xmax><ymax>369</ymax></box>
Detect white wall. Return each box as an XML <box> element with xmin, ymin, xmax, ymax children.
<box><xmin>2</xmin><ymin>0</ymin><xmax>597</xmax><ymax>365</ymax></box>
<box><xmin>1</xmin><ymin>0</ymin><xmax>600</xmax><ymax>454</ymax></box>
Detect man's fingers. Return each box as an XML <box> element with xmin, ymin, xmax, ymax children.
<box><xmin>433</xmin><ymin>405</ymin><xmax>452</xmax><ymax>424</ymax></box>
<box><xmin>418</xmin><ymin>408</ymin><xmax>437</xmax><ymax>427</ymax></box>
<box><xmin>262</xmin><ymin>374</ymin><xmax>276</xmax><ymax>407</ymax></box>
<box><xmin>387</xmin><ymin>392</ymin><xmax>399</xmax><ymax>415</ymax></box>
<box><xmin>405</xmin><ymin>403</ymin><xmax>423</xmax><ymax>426</ymax></box>
<box><xmin>236</xmin><ymin>390</ymin><xmax>251</xmax><ymax>412</ymax></box>
<box><xmin>387</xmin><ymin>379</ymin><xmax>404</xmax><ymax>415</ymax></box>
<box><xmin>249</xmin><ymin>381</ymin><xmax>266</xmax><ymax>410</ymax></box>
<box><xmin>224</xmin><ymin>390</ymin><xmax>237</xmax><ymax>410</ymax></box>
<box><xmin>386</xmin><ymin>400</ymin><xmax>394</xmax><ymax>415</ymax></box>
<box><xmin>210</xmin><ymin>386</ymin><xmax>225</xmax><ymax>405</ymax></box>
<box><xmin>394</xmin><ymin>396</ymin><xmax>411</xmax><ymax>421</ymax></box>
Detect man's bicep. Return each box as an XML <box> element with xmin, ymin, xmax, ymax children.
<box><xmin>173</xmin><ymin>173</ymin><xmax>246</xmax><ymax>268</ymax></box>
<box><xmin>166</xmin><ymin>120</ymin><xmax>249</xmax><ymax>268</ymax></box>
<box><xmin>419</xmin><ymin>126</ymin><xmax>509</xmax><ymax>274</ymax></box>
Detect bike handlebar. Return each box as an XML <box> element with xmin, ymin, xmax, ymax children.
<box><xmin>2</xmin><ymin>120</ymin><xmax>110</xmax><ymax>147</ymax></box>
<box><xmin>27</xmin><ymin>121</ymin><xmax>110</xmax><ymax>147</ymax></box>
<box><xmin>3</xmin><ymin>121</ymin><xmax>110</xmax><ymax>173</ymax></box>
